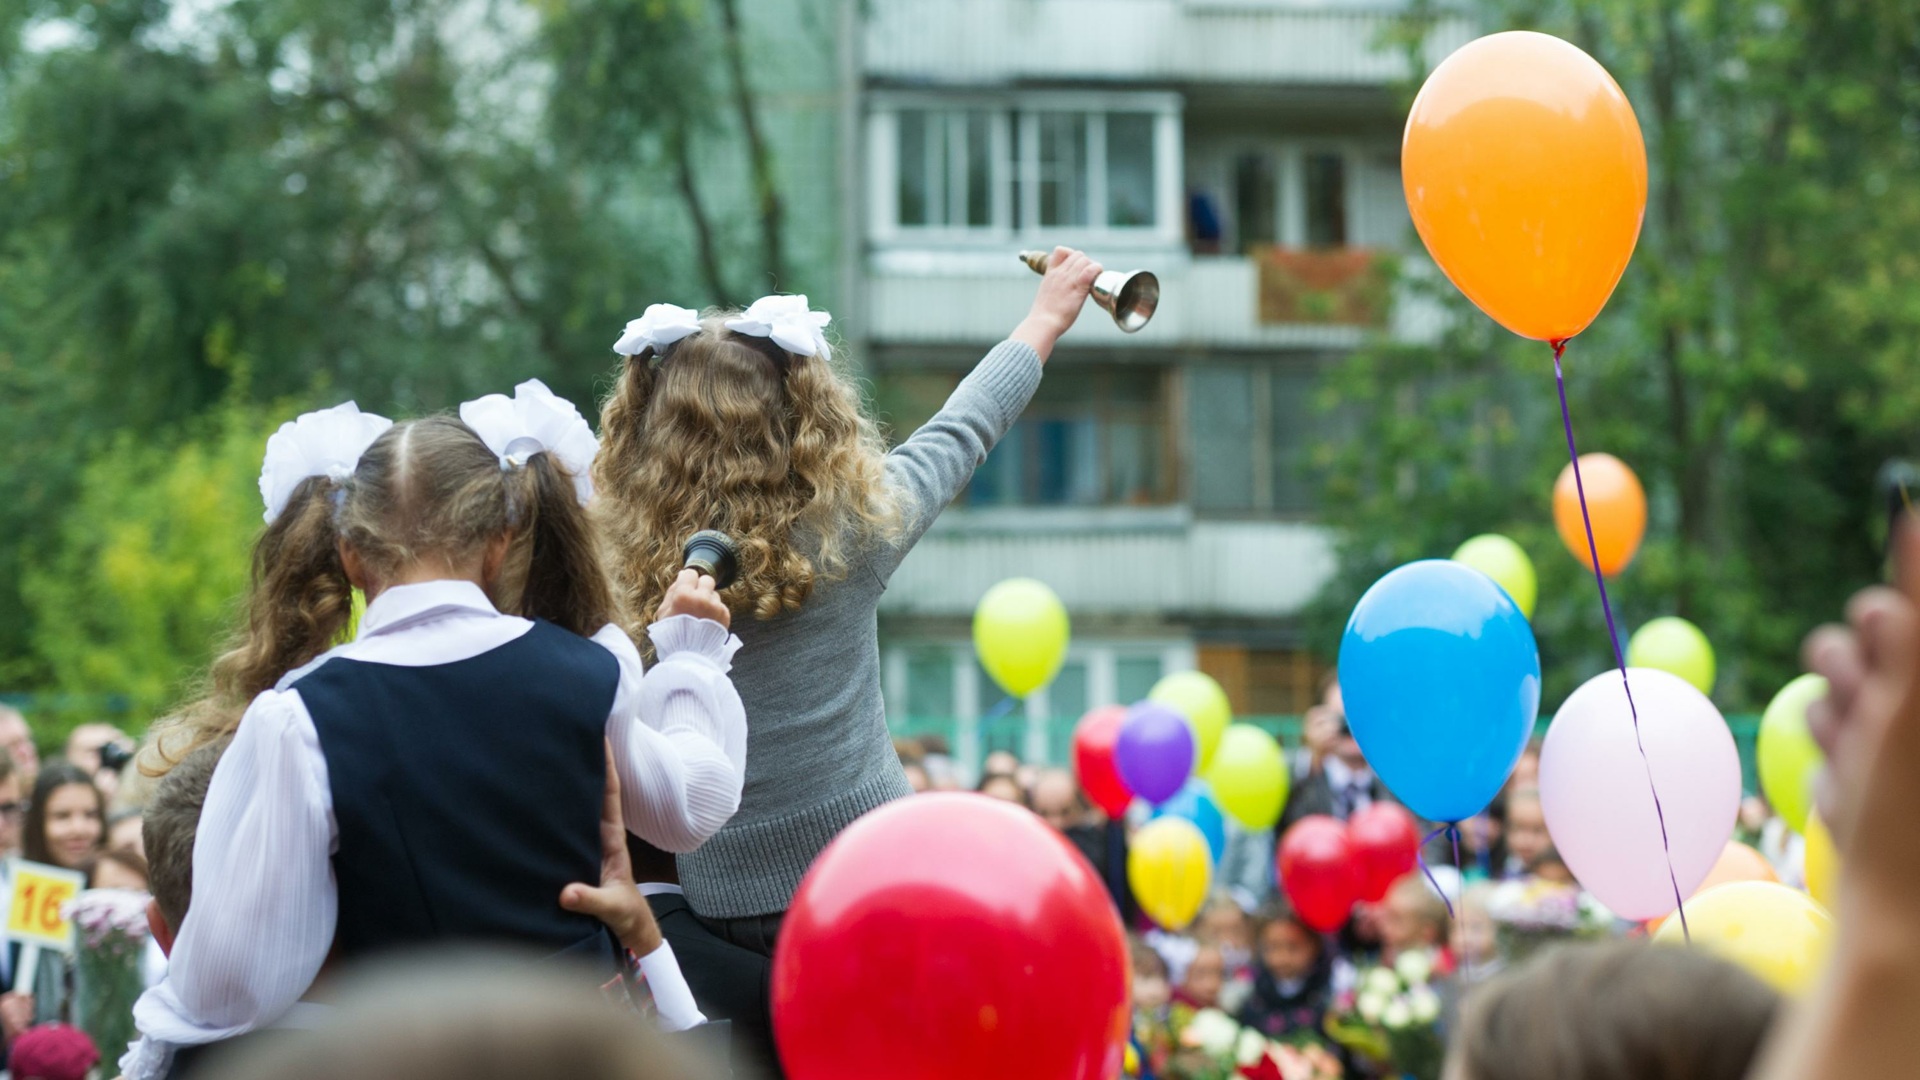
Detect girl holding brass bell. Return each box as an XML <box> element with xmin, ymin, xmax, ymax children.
<box><xmin>595</xmin><ymin>247</ymin><xmax>1102</xmax><ymax>951</ymax></box>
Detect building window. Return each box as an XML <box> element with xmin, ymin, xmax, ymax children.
<box><xmin>966</xmin><ymin>368</ymin><xmax>1171</xmax><ymax>507</ymax></box>
<box><xmin>1304</xmin><ymin>152</ymin><xmax>1348</xmax><ymax>248</ymax></box>
<box><xmin>1233</xmin><ymin>153</ymin><xmax>1278</xmax><ymax>255</ymax></box>
<box><xmin>1115</xmin><ymin>656</ymin><xmax>1164</xmax><ymax>704</ymax></box>
<box><xmin>1186</xmin><ymin>362</ymin><xmax>1327</xmax><ymax>516</ymax></box>
<box><xmin>876</xmin><ymin>95</ymin><xmax>1179</xmax><ymax>241</ymax></box>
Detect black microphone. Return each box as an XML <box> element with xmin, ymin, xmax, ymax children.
<box><xmin>682</xmin><ymin>530</ymin><xmax>740</xmax><ymax>590</ymax></box>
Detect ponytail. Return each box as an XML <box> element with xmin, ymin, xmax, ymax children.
<box><xmin>149</xmin><ymin>475</ymin><xmax>353</xmax><ymax>772</ymax></box>
<box><xmin>505</xmin><ymin>453</ymin><xmax>615</xmax><ymax>637</ymax></box>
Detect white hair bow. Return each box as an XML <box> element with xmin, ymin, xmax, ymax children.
<box><xmin>726</xmin><ymin>294</ymin><xmax>832</xmax><ymax>360</ymax></box>
<box><xmin>459</xmin><ymin>379</ymin><xmax>599</xmax><ymax>506</ymax></box>
<box><xmin>259</xmin><ymin>402</ymin><xmax>394</xmax><ymax>524</ymax></box>
<box><xmin>613</xmin><ymin>303</ymin><xmax>703</xmax><ymax>357</ymax></box>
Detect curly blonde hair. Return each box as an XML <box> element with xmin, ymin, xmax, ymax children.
<box><xmin>594</xmin><ymin>313</ymin><xmax>903</xmax><ymax>629</ymax></box>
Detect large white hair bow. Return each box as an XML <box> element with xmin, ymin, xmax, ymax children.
<box><xmin>459</xmin><ymin>379</ymin><xmax>599</xmax><ymax>506</ymax></box>
<box><xmin>613</xmin><ymin>303</ymin><xmax>703</xmax><ymax>357</ymax></box>
<box><xmin>726</xmin><ymin>294</ymin><xmax>832</xmax><ymax>360</ymax></box>
<box><xmin>259</xmin><ymin>402</ymin><xmax>394</xmax><ymax>524</ymax></box>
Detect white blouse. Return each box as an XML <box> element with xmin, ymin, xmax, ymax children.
<box><xmin>123</xmin><ymin>581</ymin><xmax>747</xmax><ymax>1079</ymax></box>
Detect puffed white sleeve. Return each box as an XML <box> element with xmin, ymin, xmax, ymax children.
<box><xmin>594</xmin><ymin>617</ymin><xmax>747</xmax><ymax>853</ymax></box>
<box><xmin>124</xmin><ymin>689</ymin><xmax>337</xmax><ymax>1079</ymax></box>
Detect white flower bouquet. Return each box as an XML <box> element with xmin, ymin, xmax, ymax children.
<box><xmin>1325</xmin><ymin>949</ymin><xmax>1446</xmax><ymax>1080</ymax></box>
<box><xmin>1485</xmin><ymin>879</ymin><xmax>1614</xmax><ymax>963</ymax></box>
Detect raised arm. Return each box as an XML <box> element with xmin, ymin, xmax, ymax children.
<box><xmin>870</xmin><ymin>248</ymin><xmax>1101</xmax><ymax>581</ymax></box>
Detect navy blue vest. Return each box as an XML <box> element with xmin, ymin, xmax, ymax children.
<box><xmin>295</xmin><ymin>620</ymin><xmax>618</xmax><ymax>963</ymax></box>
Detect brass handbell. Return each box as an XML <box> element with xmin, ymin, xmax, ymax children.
<box><xmin>1018</xmin><ymin>250</ymin><xmax>1159</xmax><ymax>333</ymax></box>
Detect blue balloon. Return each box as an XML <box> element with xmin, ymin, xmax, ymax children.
<box><xmin>1339</xmin><ymin>559</ymin><xmax>1540</xmax><ymax>823</ymax></box>
<box><xmin>1115</xmin><ymin>701</ymin><xmax>1195</xmax><ymax>805</ymax></box>
<box><xmin>1152</xmin><ymin>779</ymin><xmax>1227</xmax><ymax>864</ymax></box>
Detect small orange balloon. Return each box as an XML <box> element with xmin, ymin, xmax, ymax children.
<box><xmin>1403</xmin><ymin>31</ymin><xmax>1648</xmax><ymax>342</ymax></box>
<box><xmin>1554</xmin><ymin>453</ymin><xmax>1646</xmax><ymax>577</ymax></box>
<box><xmin>1651</xmin><ymin>841</ymin><xmax>1778</xmax><ymax>933</ymax></box>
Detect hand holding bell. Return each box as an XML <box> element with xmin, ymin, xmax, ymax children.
<box><xmin>1019</xmin><ymin>250</ymin><xmax>1159</xmax><ymax>333</ymax></box>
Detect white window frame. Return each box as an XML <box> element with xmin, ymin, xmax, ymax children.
<box><xmin>868</xmin><ymin>90</ymin><xmax>1184</xmax><ymax>250</ymax></box>
<box><xmin>1200</xmin><ymin>137</ymin><xmax>1369</xmax><ymax>253</ymax></box>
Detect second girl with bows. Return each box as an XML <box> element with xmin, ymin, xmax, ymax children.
<box><xmin>123</xmin><ymin>383</ymin><xmax>748</xmax><ymax>1078</ymax></box>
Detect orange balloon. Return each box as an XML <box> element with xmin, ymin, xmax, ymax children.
<box><xmin>1403</xmin><ymin>32</ymin><xmax>1648</xmax><ymax>342</ymax></box>
<box><xmin>1652</xmin><ymin>841</ymin><xmax>1778</xmax><ymax>932</ymax></box>
<box><xmin>1554</xmin><ymin>453</ymin><xmax>1646</xmax><ymax>577</ymax></box>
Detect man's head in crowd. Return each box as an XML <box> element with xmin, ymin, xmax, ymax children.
<box><xmin>981</xmin><ymin>750</ymin><xmax>1019</xmax><ymax>779</ymax></box>
<box><xmin>0</xmin><ymin>705</ymin><xmax>38</xmax><ymax>794</ymax></box>
<box><xmin>1030</xmin><ymin>768</ymin><xmax>1085</xmax><ymax>832</ymax></box>
<box><xmin>144</xmin><ymin>737</ymin><xmax>229</xmax><ymax>953</ymax></box>
<box><xmin>977</xmin><ymin>773</ymin><xmax>1026</xmax><ymax>807</ymax></box>
<box><xmin>0</xmin><ymin>753</ymin><xmax>21</xmax><ymax>859</ymax></box>
<box><xmin>65</xmin><ymin>722</ymin><xmax>132</xmax><ymax>801</ymax></box>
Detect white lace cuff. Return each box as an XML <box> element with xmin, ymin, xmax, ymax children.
<box><xmin>120</xmin><ymin>1035</ymin><xmax>175</xmax><ymax>1080</ymax></box>
<box><xmin>646</xmin><ymin>615</ymin><xmax>741</xmax><ymax>670</ymax></box>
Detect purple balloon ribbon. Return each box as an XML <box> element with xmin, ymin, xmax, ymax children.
<box><xmin>1552</xmin><ymin>340</ymin><xmax>1691</xmax><ymax>943</ymax></box>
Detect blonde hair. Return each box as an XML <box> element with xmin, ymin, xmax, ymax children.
<box><xmin>594</xmin><ymin>313</ymin><xmax>902</xmax><ymax>627</ymax></box>
<box><xmin>150</xmin><ymin>415</ymin><xmax>616</xmax><ymax>772</ymax></box>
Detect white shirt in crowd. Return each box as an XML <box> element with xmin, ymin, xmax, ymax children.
<box><xmin>123</xmin><ymin>581</ymin><xmax>748</xmax><ymax>1080</ymax></box>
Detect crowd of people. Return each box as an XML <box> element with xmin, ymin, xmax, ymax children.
<box><xmin>0</xmin><ymin>245</ymin><xmax>1911</xmax><ymax>1080</ymax></box>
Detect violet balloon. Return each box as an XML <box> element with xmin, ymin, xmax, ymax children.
<box><xmin>1539</xmin><ymin>667</ymin><xmax>1740</xmax><ymax>921</ymax></box>
<box><xmin>1114</xmin><ymin>702</ymin><xmax>1195</xmax><ymax>806</ymax></box>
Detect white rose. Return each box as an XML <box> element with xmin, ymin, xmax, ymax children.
<box><xmin>1235</xmin><ymin>1029</ymin><xmax>1268</xmax><ymax>1067</ymax></box>
<box><xmin>1394</xmin><ymin>950</ymin><xmax>1434</xmax><ymax>986</ymax></box>
<box><xmin>1187</xmin><ymin>1009</ymin><xmax>1240</xmax><ymax>1058</ymax></box>
<box><xmin>1381</xmin><ymin>999</ymin><xmax>1413</xmax><ymax>1030</ymax></box>
<box><xmin>1362</xmin><ymin>967</ymin><xmax>1401</xmax><ymax>998</ymax></box>
<box><xmin>1357</xmin><ymin>990</ymin><xmax>1388</xmax><ymax>1024</ymax></box>
<box><xmin>1407</xmin><ymin>985</ymin><xmax>1441</xmax><ymax>1024</ymax></box>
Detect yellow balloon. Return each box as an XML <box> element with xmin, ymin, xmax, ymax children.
<box><xmin>1128</xmin><ymin>818</ymin><xmax>1212</xmax><ymax>930</ymax></box>
<box><xmin>1804</xmin><ymin>810</ymin><xmax>1839</xmax><ymax>910</ymax></box>
<box><xmin>971</xmin><ymin>578</ymin><xmax>1069</xmax><ymax>698</ymax></box>
<box><xmin>1451</xmin><ymin>533</ymin><xmax>1538</xmax><ymax>619</ymax></box>
<box><xmin>1148</xmin><ymin>671</ymin><xmax>1232</xmax><ymax>770</ymax></box>
<box><xmin>1203</xmin><ymin>724</ymin><xmax>1289</xmax><ymax>831</ymax></box>
<box><xmin>1655</xmin><ymin>881</ymin><xmax>1833</xmax><ymax>995</ymax></box>
<box><xmin>1758</xmin><ymin>674</ymin><xmax>1828</xmax><ymax>834</ymax></box>
<box><xmin>1626</xmin><ymin>616</ymin><xmax>1716</xmax><ymax>696</ymax></box>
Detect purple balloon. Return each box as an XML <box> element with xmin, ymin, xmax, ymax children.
<box><xmin>1114</xmin><ymin>702</ymin><xmax>1196</xmax><ymax>806</ymax></box>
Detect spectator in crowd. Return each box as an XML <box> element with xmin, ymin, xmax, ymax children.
<box><xmin>1500</xmin><ymin>788</ymin><xmax>1551</xmax><ymax>880</ymax></box>
<box><xmin>1195</xmin><ymin>895</ymin><xmax>1255</xmax><ymax>978</ymax></box>
<box><xmin>976</xmin><ymin>773</ymin><xmax>1026</xmax><ymax>807</ymax></box>
<box><xmin>0</xmin><ymin>706</ymin><xmax>38</xmax><ymax>795</ymax></box>
<box><xmin>980</xmin><ymin>749</ymin><xmax>1019</xmax><ymax>780</ymax></box>
<box><xmin>91</xmin><ymin>848</ymin><xmax>149</xmax><ymax>893</ymax></box>
<box><xmin>1506</xmin><ymin>739</ymin><xmax>1542</xmax><ymax>792</ymax></box>
<box><xmin>1449</xmin><ymin>884</ymin><xmax>1500</xmax><ymax>983</ymax></box>
<box><xmin>1216</xmin><ymin>818</ymin><xmax>1277</xmax><ymax>910</ymax></box>
<box><xmin>1455</xmin><ymin>796</ymin><xmax>1508</xmax><ymax>882</ymax></box>
<box><xmin>1129</xmin><ymin>936</ymin><xmax>1174</xmax><ymax>1066</ymax></box>
<box><xmin>0</xmin><ymin>754</ymin><xmax>23</xmax><ymax>860</ymax></box>
<box><xmin>916</xmin><ymin>736</ymin><xmax>962</xmax><ymax>792</ymax></box>
<box><xmin>64</xmin><ymin>723</ymin><xmax>134</xmax><ymax>803</ymax></box>
<box><xmin>1029</xmin><ymin>768</ymin><xmax>1136</xmax><ymax>920</ymax></box>
<box><xmin>1236</xmin><ymin>906</ymin><xmax>1334</xmax><ymax>1042</ymax></box>
<box><xmin>24</xmin><ymin>762</ymin><xmax>104</xmax><ymax>874</ymax></box>
<box><xmin>1280</xmin><ymin>678</ymin><xmax>1387</xmax><ymax>834</ymax></box>
<box><xmin>1174</xmin><ymin>944</ymin><xmax>1227</xmax><ymax>1010</ymax></box>
<box><xmin>901</xmin><ymin>760</ymin><xmax>930</xmax><ymax>794</ymax></box>
<box><xmin>1448</xmin><ymin>941</ymin><xmax>1778</xmax><ymax>1080</ymax></box>
<box><xmin>108</xmin><ymin>809</ymin><xmax>145</xmax><ymax>860</ymax></box>
<box><xmin>200</xmin><ymin>955</ymin><xmax>709</xmax><ymax>1080</ymax></box>
<box><xmin>1528</xmin><ymin>845</ymin><xmax>1575</xmax><ymax>886</ymax></box>
<box><xmin>1377</xmin><ymin>874</ymin><xmax>1451</xmax><ymax>969</ymax></box>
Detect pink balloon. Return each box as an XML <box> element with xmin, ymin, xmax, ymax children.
<box><xmin>1539</xmin><ymin>667</ymin><xmax>1740</xmax><ymax>921</ymax></box>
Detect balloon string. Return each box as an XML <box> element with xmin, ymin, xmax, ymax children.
<box><xmin>1417</xmin><ymin>825</ymin><xmax>1456</xmax><ymax>920</ymax></box>
<box><xmin>1551</xmin><ymin>340</ymin><xmax>1691</xmax><ymax>944</ymax></box>
<box><xmin>1448</xmin><ymin>824</ymin><xmax>1466</xmax><ymax>982</ymax></box>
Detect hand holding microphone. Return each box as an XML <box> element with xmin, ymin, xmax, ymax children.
<box><xmin>656</xmin><ymin>530</ymin><xmax>739</xmax><ymax>629</ymax></box>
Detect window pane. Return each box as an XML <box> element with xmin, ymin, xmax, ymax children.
<box><xmin>966</xmin><ymin>113</ymin><xmax>993</xmax><ymax>227</ymax></box>
<box><xmin>1305</xmin><ymin>152</ymin><xmax>1348</xmax><ymax>248</ymax></box>
<box><xmin>1031</xmin><ymin>418</ymin><xmax>1100</xmax><ymax>505</ymax></box>
<box><xmin>969</xmin><ymin>424</ymin><xmax>1021</xmax><ymax>506</ymax></box>
<box><xmin>1106</xmin><ymin>112</ymin><xmax>1156</xmax><ymax>227</ymax></box>
<box><xmin>1038</xmin><ymin>113</ymin><xmax>1089</xmax><ymax>226</ymax></box>
<box><xmin>1048</xmin><ymin>660</ymin><xmax>1090</xmax><ymax>765</ymax></box>
<box><xmin>1271</xmin><ymin>367</ymin><xmax>1318</xmax><ymax>512</ymax></box>
<box><xmin>1235</xmin><ymin>153</ymin><xmax>1278</xmax><ymax>254</ymax></box>
<box><xmin>905</xmin><ymin>648</ymin><xmax>956</xmax><ymax>720</ymax></box>
<box><xmin>977</xmin><ymin>662</ymin><xmax>1023</xmax><ymax>756</ymax></box>
<box><xmin>1188</xmin><ymin>367</ymin><xmax>1256</xmax><ymax>511</ymax></box>
<box><xmin>1109</xmin><ymin>418</ymin><xmax>1160</xmax><ymax>505</ymax></box>
<box><xmin>1116</xmin><ymin>656</ymin><xmax>1164</xmax><ymax>704</ymax></box>
<box><xmin>898</xmin><ymin>111</ymin><xmax>933</xmax><ymax>226</ymax></box>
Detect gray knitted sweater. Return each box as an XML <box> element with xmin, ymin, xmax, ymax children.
<box><xmin>676</xmin><ymin>340</ymin><xmax>1043</xmax><ymax>918</ymax></box>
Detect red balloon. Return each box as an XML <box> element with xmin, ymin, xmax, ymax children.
<box><xmin>1348</xmin><ymin>803</ymin><xmax>1422</xmax><ymax>903</ymax></box>
<box><xmin>773</xmin><ymin>793</ymin><xmax>1130</xmax><ymax>1080</ymax></box>
<box><xmin>1072</xmin><ymin>705</ymin><xmax>1134</xmax><ymax>819</ymax></box>
<box><xmin>1278</xmin><ymin>815</ymin><xmax>1362</xmax><ymax>932</ymax></box>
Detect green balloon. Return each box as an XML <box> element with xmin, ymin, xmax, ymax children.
<box><xmin>1203</xmin><ymin>724</ymin><xmax>1289</xmax><ymax>831</ymax></box>
<box><xmin>1758</xmin><ymin>673</ymin><xmax>1828</xmax><ymax>834</ymax></box>
<box><xmin>1626</xmin><ymin>616</ymin><xmax>1716</xmax><ymax>695</ymax></box>
<box><xmin>1451</xmin><ymin>533</ymin><xmax>1537</xmax><ymax>618</ymax></box>
<box><xmin>1149</xmin><ymin>671</ymin><xmax>1232</xmax><ymax>772</ymax></box>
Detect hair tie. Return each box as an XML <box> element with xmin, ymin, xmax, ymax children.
<box><xmin>458</xmin><ymin>380</ymin><xmax>598</xmax><ymax>506</ymax></box>
<box><xmin>726</xmin><ymin>294</ymin><xmax>832</xmax><ymax>361</ymax></box>
<box><xmin>614</xmin><ymin>304</ymin><xmax>703</xmax><ymax>357</ymax></box>
<box><xmin>258</xmin><ymin>402</ymin><xmax>394</xmax><ymax>524</ymax></box>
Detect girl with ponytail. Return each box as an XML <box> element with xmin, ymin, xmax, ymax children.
<box><xmin>126</xmin><ymin>388</ymin><xmax>747</xmax><ymax>1078</ymax></box>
